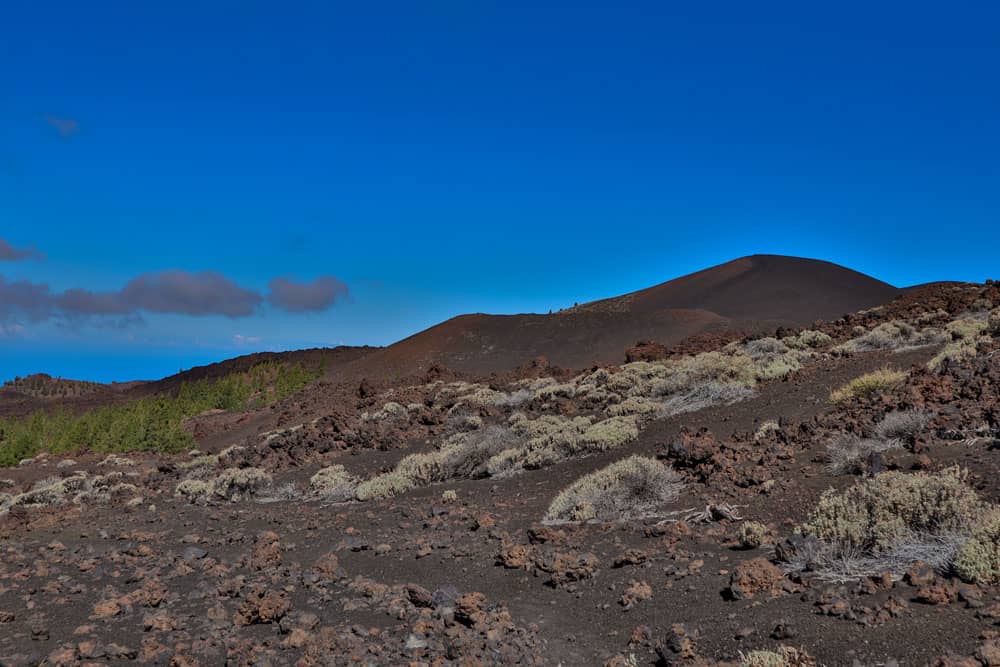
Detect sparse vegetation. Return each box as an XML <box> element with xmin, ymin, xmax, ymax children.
<box><xmin>545</xmin><ymin>455</ymin><xmax>683</xmax><ymax>522</ymax></box>
<box><xmin>783</xmin><ymin>329</ymin><xmax>832</xmax><ymax>350</ymax></box>
<box><xmin>834</xmin><ymin>320</ymin><xmax>945</xmax><ymax>353</ymax></box>
<box><xmin>0</xmin><ymin>362</ymin><xmax>321</xmax><ymax>467</ymax></box>
<box><xmin>829</xmin><ymin>368</ymin><xmax>907</xmax><ymax>403</ymax></box>
<box><xmin>175</xmin><ymin>467</ymin><xmax>272</xmax><ymax>503</ymax></box>
<box><xmin>928</xmin><ymin>316</ymin><xmax>991</xmax><ymax>370</ymax></box>
<box><xmin>356</xmin><ymin>426</ymin><xmax>519</xmax><ymax>500</ymax></box>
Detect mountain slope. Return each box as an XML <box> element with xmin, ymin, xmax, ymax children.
<box><xmin>334</xmin><ymin>255</ymin><xmax>901</xmax><ymax>378</ymax></box>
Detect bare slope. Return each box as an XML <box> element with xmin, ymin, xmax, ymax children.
<box><xmin>337</xmin><ymin>255</ymin><xmax>901</xmax><ymax>378</ymax></box>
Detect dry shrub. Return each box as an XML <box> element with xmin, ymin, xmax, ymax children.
<box><xmin>824</xmin><ymin>434</ymin><xmax>901</xmax><ymax>474</ymax></box>
<box><xmin>659</xmin><ymin>382</ymin><xmax>754</xmax><ymax>417</ymax></box>
<box><xmin>739</xmin><ymin>521</ymin><xmax>768</xmax><ymax>549</ymax></box>
<box><xmin>798</xmin><ymin>468</ymin><xmax>998</xmax><ymax>583</ymax></box>
<box><xmin>784</xmin><ymin>329</ymin><xmax>832</xmax><ymax>350</ymax></box>
<box><xmin>953</xmin><ymin>508</ymin><xmax>1000</xmax><ymax>584</ymax></box>
<box><xmin>829</xmin><ymin>368</ymin><xmax>906</xmax><ymax>403</ymax></box>
<box><xmin>927</xmin><ymin>316</ymin><xmax>991</xmax><ymax>371</ymax></box>
<box><xmin>176</xmin><ymin>467</ymin><xmax>271</xmax><ymax>503</ymax></box>
<box><xmin>754</xmin><ymin>420</ymin><xmax>780</xmax><ymax>441</ymax></box>
<box><xmin>834</xmin><ymin>320</ymin><xmax>944</xmax><ymax>353</ymax></box>
<box><xmin>356</xmin><ymin>426</ymin><xmax>519</xmax><ymax>500</ymax></box>
<box><xmin>545</xmin><ymin>455</ymin><xmax>683</xmax><ymax>522</ymax></box>
<box><xmin>803</xmin><ymin>468</ymin><xmax>983</xmax><ymax>552</ymax></box>
<box><xmin>873</xmin><ymin>409</ymin><xmax>931</xmax><ymax>443</ymax></box>
<box><xmin>361</xmin><ymin>401</ymin><xmax>408</xmax><ymax>423</ymax></box>
<box><xmin>739</xmin><ymin>647</ymin><xmax>816</xmax><ymax>667</ymax></box>
<box><xmin>309</xmin><ymin>465</ymin><xmax>358</xmax><ymax>501</ymax></box>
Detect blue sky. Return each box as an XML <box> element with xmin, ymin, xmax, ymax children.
<box><xmin>2</xmin><ymin>1</ymin><xmax>998</xmax><ymax>382</ymax></box>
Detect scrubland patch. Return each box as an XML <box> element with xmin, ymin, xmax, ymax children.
<box><xmin>739</xmin><ymin>647</ymin><xmax>815</xmax><ymax>667</ymax></box>
<box><xmin>928</xmin><ymin>316</ymin><xmax>992</xmax><ymax>370</ymax></box>
<box><xmin>783</xmin><ymin>329</ymin><xmax>832</xmax><ymax>350</ymax></box>
<box><xmin>356</xmin><ymin>426</ymin><xmax>518</xmax><ymax>500</ymax></box>
<box><xmin>792</xmin><ymin>468</ymin><xmax>998</xmax><ymax>583</ymax></box>
<box><xmin>829</xmin><ymin>368</ymin><xmax>906</xmax><ymax>403</ymax></box>
<box><xmin>175</xmin><ymin>467</ymin><xmax>272</xmax><ymax>503</ymax></box>
<box><xmin>545</xmin><ymin>455</ymin><xmax>683</xmax><ymax>522</ymax></box>
<box><xmin>1</xmin><ymin>470</ymin><xmax>141</xmax><ymax>513</ymax></box>
<box><xmin>834</xmin><ymin>320</ymin><xmax>945</xmax><ymax>353</ymax></box>
<box><xmin>754</xmin><ymin>420</ymin><xmax>780</xmax><ymax>441</ymax></box>
<box><xmin>361</xmin><ymin>401</ymin><xmax>408</xmax><ymax>423</ymax></box>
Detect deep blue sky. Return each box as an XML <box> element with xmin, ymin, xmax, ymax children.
<box><xmin>2</xmin><ymin>1</ymin><xmax>998</xmax><ymax>382</ymax></box>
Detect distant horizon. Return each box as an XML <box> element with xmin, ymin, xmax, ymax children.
<box><xmin>1</xmin><ymin>251</ymin><xmax>987</xmax><ymax>384</ymax></box>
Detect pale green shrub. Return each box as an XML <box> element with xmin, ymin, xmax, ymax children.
<box><xmin>354</xmin><ymin>471</ymin><xmax>415</xmax><ymax>501</ymax></box>
<box><xmin>211</xmin><ymin>467</ymin><xmax>271</xmax><ymax>500</ymax></box>
<box><xmin>579</xmin><ymin>416</ymin><xmax>639</xmax><ymax>451</ymax></box>
<box><xmin>545</xmin><ymin>456</ymin><xmax>683</xmax><ymax>522</ymax></box>
<box><xmin>310</xmin><ymin>465</ymin><xmax>358</xmax><ymax>501</ymax></box>
<box><xmin>739</xmin><ymin>521</ymin><xmax>768</xmax><ymax>548</ymax></box>
<box><xmin>953</xmin><ymin>508</ymin><xmax>1000</xmax><ymax>584</ymax></box>
<box><xmin>802</xmin><ymin>468</ymin><xmax>987</xmax><ymax>555</ymax></box>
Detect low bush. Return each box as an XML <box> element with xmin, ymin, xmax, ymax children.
<box><xmin>355</xmin><ymin>426</ymin><xmax>518</xmax><ymax>500</ymax></box>
<box><xmin>309</xmin><ymin>465</ymin><xmax>359</xmax><ymax>501</ymax></box>
<box><xmin>354</xmin><ymin>471</ymin><xmax>414</xmax><ymax>501</ymax></box>
<box><xmin>829</xmin><ymin>368</ymin><xmax>906</xmax><ymax>403</ymax></box>
<box><xmin>545</xmin><ymin>455</ymin><xmax>683</xmax><ymax>522</ymax></box>
<box><xmin>834</xmin><ymin>321</ymin><xmax>944</xmax><ymax>353</ymax></box>
<box><xmin>739</xmin><ymin>521</ymin><xmax>768</xmax><ymax>549</ymax></box>
<box><xmin>784</xmin><ymin>329</ymin><xmax>832</xmax><ymax>350</ymax></box>
<box><xmin>873</xmin><ymin>409</ymin><xmax>931</xmax><ymax>443</ymax></box>
<box><xmin>739</xmin><ymin>647</ymin><xmax>815</xmax><ymax>667</ymax></box>
<box><xmin>797</xmin><ymin>468</ymin><xmax>998</xmax><ymax>583</ymax></box>
<box><xmin>175</xmin><ymin>467</ymin><xmax>272</xmax><ymax>503</ymax></box>
<box><xmin>952</xmin><ymin>508</ymin><xmax>1000</xmax><ymax>584</ymax></box>
<box><xmin>824</xmin><ymin>433</ymin><xmax>902</xmax><ymax>474</ymax></box>
<box><xmin>803</xmin><ymin>468</ymin><xmax>982</xmax><ymax>552</ymax></box>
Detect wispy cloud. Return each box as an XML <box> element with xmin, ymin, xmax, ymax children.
<box><xmin>44</xmin><ymin>114</ymin><xmax>80</xmax><ymax>138</ymax></box>
<box><xmin>0</xmin><ymin>238</ymin><xmax>44</xmax><ymax>262</ymax></box>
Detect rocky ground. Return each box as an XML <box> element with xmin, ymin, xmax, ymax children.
<box><xmin>1</xmin><ymin>281</ymin><xmax>999</xmax><ymax>666</ymax></box>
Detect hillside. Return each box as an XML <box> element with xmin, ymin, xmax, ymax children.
<box><xmin>334</xmin><ymin>254</ymin><xmax>902</xmax><ymax>378</ymax></box>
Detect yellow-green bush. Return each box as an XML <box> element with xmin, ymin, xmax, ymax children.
<box><xmin>354</xmin><ymin>471</ymin><xmax>415</xmax><ymax>501</ymax></box>
<box><xmin>953</xmin><ymin>508</ymin><xmax>1000</xmax><ymax>584</ymax></box>
<box><xmin>739</xmin><ymin>521</ymin><xmax>768</xmax><ymax>548</ymax></box>
<box><xmin>545</xmin><ymin>455</ymin><xmax>683</xmax><ymax>522</ymax></box>
<box><xmin>829</xmin><ymin>368</ymin><xmax>907</xmax><ymax>403</ymax></box>
<box><xmin>802</xmin><ymin>468</ymin><xmax>990</xmax><ymax>560</ymax></box>
<box><xmin>579</xmin><ymin>416</ymin><xmax>639</xmax><ymax>451</ymax></box>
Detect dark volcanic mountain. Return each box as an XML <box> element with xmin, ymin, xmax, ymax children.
<box><xmin>334</xmin><ymin>254</ymin><xmax>901</xmax><ymax>377</ymax></box>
